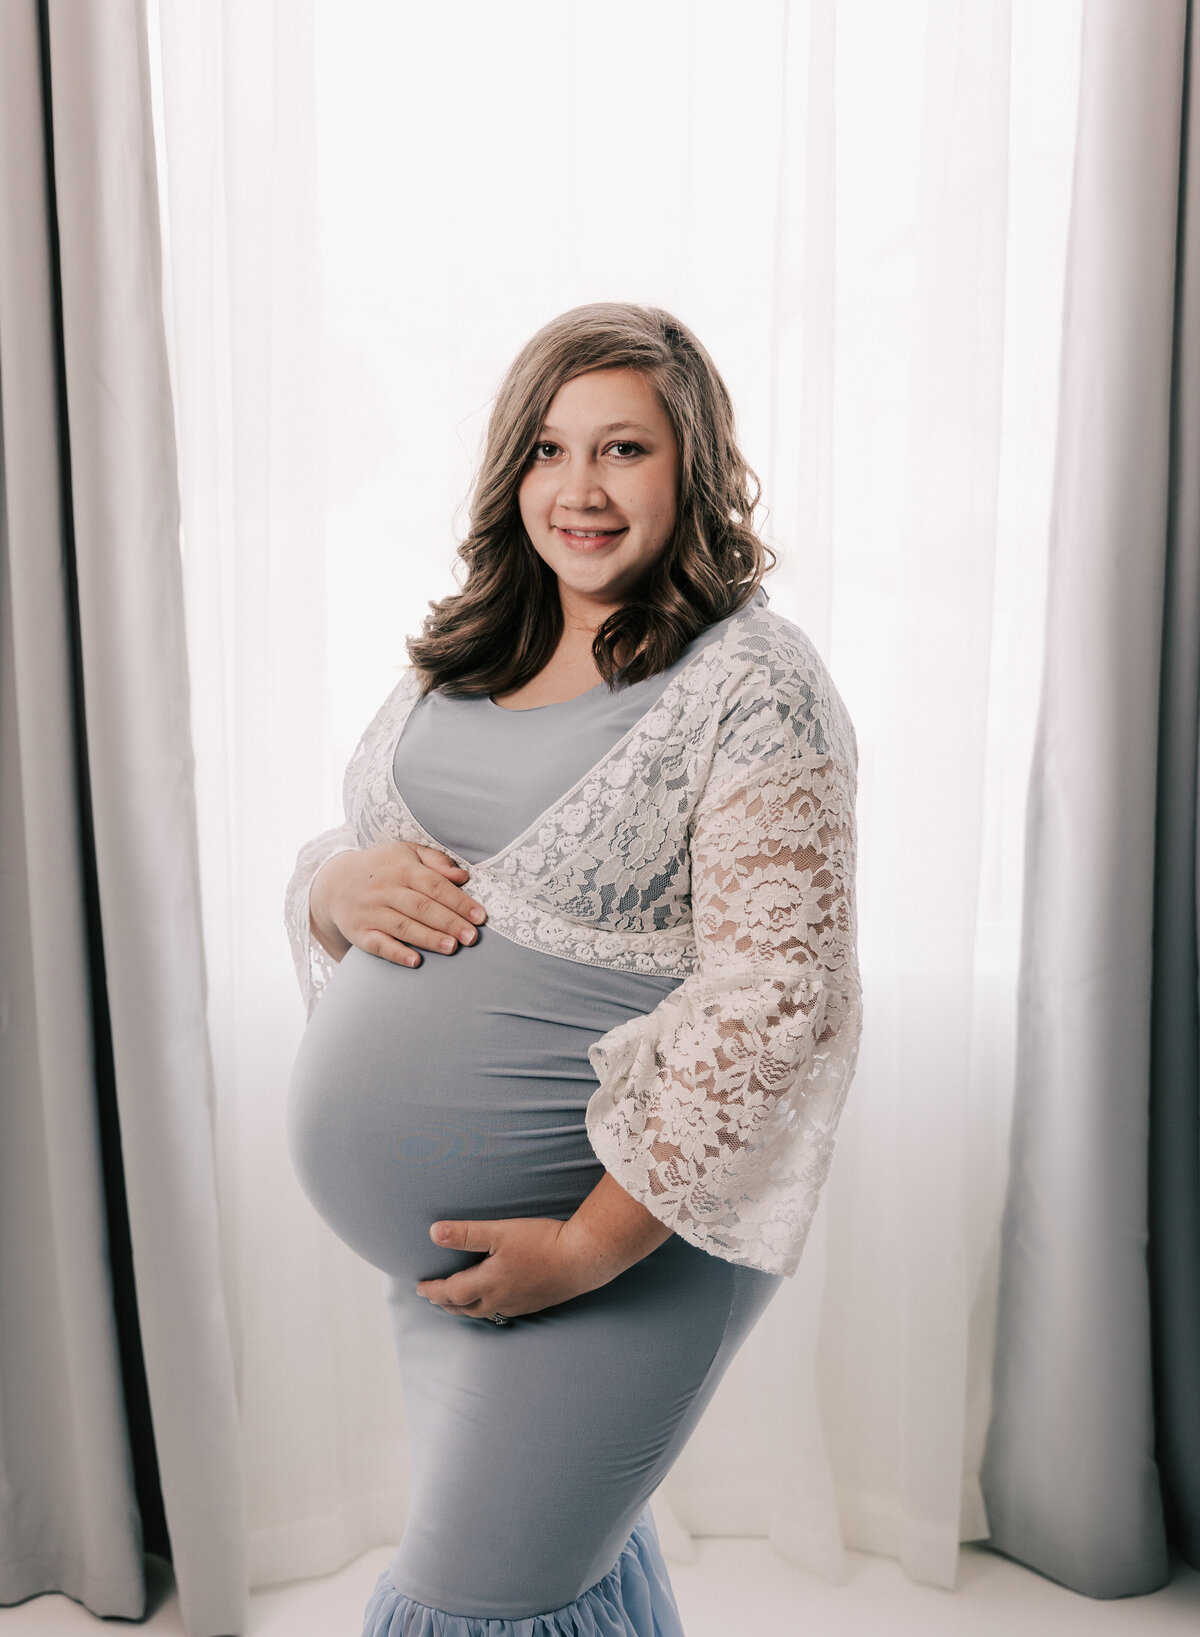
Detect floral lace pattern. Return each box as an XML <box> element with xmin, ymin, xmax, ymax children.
<box><xmin>585</xmin><ymin>753</ymin><xmax>861</xmax><ymax>1276</ymax></box>
<box><xmin>283</xmin><ymin>601</ymin><xmax>863</xmax><ymax>1274</ymax></box>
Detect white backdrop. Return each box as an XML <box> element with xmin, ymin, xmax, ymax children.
<box><xmin>149</xmin><ymin>0</ymin><xmax>1082</xmax><ymax>1593</ymax></box>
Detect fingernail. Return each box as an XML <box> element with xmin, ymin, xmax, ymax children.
<box><xmin>432</xmin><ymin>1223</ymin><xmax>449</xmax><ymax>1242</ymax></box>
<box><xmin>469</xmin><ymin>907</ymin><xmax>486</xmax><ymax>924</ymax></box>
<box><xmin>459</xmin><ymin>926</ymin><xmax>476</xmax><ymax>944</ymax></box>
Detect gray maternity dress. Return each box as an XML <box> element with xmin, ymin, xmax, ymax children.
<box><xmin>286</xmin><ymin>608</ymin><xmax>784</xmax><ymax>1635</ymax></box>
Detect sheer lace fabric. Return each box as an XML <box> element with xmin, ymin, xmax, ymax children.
<box><xmin>586</xmin><ymin>753</ymin><xmax>861</xmax><ymax>1275</ymax></box>
<box><xmin>283</xmin><ymin>603</ymin><xmax>863</xmax><ymax>1275</ymax></box>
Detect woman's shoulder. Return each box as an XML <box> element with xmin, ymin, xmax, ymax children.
<box><xmin>708</xmin><ymin>595</ymin><xmax>858</xmax><ymax>774</ymax></box>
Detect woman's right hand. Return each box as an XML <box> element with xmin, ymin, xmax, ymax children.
<box><xmin>308</xmin><ymin>842</ymin><xmax>487</xmax><ymax>968</ymax></box>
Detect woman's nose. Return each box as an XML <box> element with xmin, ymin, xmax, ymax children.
<box><xmin>556</xmin><ymin>463</ymin><xmax>607</xmax><ymax>511</ymax></box>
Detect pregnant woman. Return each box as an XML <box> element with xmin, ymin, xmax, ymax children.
<box><xmin>284</xmin><ymin>302</ymin><xmax>863</xmax><ymax>1635</ymax></box>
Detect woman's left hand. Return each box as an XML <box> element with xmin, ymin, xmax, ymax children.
<box><xmin>416</xmin><ymin>1216</ymin><xmax>600</xmax><ymax>1320</ymax></box>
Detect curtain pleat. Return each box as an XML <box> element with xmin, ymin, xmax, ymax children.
<box><xmin>982</xmin><ymin>0</ymin><xmax>1192</xmax><ymax>1598</ymax></box>
<box><xmin>1149</xmin><ymin>0</ymin><xmax>1200</xmax><ymax>1575</ymax></box>
<box><xmin>0</xmin><ymin>2</ymin><xmax>247</xmax><ymax>1632</ymax></box>
<box><xmin>0</xmin><ymin>4</ymin><xmax>148</xmax><ymax>1611</ymax></box>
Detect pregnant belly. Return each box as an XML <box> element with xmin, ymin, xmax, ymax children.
<box><xmin>286</xmin><ymin>935</ymin><xmax>676</xmax><ymax>1283</ymax></box>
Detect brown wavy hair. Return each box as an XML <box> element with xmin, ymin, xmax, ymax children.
<box><xmin>406</xmin><ymin>301</ymin><xmax>775</xmax><ymax>696</ymax></box>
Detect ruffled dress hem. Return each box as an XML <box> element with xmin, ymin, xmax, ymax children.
<box><xmin>361</xmin><ymin>1508</ymin><xmax>684</xmax><ymax>1635</ymax></box>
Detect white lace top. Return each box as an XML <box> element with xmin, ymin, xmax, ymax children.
<box><xmin>283</xmin><ymin>595</ymin><xmax>863</xmax><ymax>1277</ymax></box>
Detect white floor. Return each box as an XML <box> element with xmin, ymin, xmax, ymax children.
<box><xmin>2</xmin><ymin>1542</ymin><xmax>1199</xmax><ymax>1636</ymax></box>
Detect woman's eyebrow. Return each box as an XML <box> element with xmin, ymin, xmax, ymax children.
<box><xmin>537</xmin><ymin>422</ymin><xmax>656</xmax><ymax>437</ymax></box>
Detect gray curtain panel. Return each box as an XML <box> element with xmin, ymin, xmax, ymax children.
<box><xmin>1149</xmin><ymin>0</ymin><xmax>1200</xmax><ymax>1571</ymax></box>
<box><xmin>0</xmin><ymin>3</ymin><xmax>246</xmax><ymax>1633</ymax></box>
<box><xmin>982</xmin><ymin>0</ymin><xmax>1199</xmax><ymax>1599</ymax></box>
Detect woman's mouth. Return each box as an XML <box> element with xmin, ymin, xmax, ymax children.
<box><xmin>555</xmin><ymin>526</ymin><xmax>628</xmax><ymax>551</ymax></box>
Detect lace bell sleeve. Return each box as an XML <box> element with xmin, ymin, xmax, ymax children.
<box><xmin>584</xmin><ymin>742</ymin><xmax>863</xmax><ymax>1277</ymax></box>
<box><xmin>283</xmin><ymin>671</ymin><xmax>413</xmax><ymax>1022</ymax></box>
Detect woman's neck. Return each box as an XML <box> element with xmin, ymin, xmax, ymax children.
<box><xmin>490</xmin><ymin>590</ymin><xmax>625</xmax><ymax>710</ymax></box>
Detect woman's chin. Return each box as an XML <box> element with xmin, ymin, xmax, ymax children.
<box><xmin>546</xmin><ymin>551</ymin><xmax>654</xmax><ymax>606</ymax></box>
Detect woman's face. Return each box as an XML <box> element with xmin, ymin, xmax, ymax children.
<box><xmin>517</xmin><ymin>367</ymin><xmax>679</xmax><ymax>617</ymax></box>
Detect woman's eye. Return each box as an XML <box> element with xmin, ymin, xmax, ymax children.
<box><xmin>531</xmin><ymin>440</ymin><xmax>644</xmax><ymax>462</ymax></box>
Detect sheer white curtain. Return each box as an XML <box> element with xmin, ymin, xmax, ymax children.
<box><xmin>149</xmin><ymin>0</ymin><xmax>1082</xmax><ymax>1593</ymax></box>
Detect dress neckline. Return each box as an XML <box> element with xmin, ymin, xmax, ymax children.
<box><xmin>389</xmin><ymin>587</ymin><xmax>771</xmax><ymax>869</ymax></box>
<box><xmin>485</xmin><ymin>679</ymin><xmax>608</xmax><ymax>713</ymax></box>
<box><xmin>481</xmin><ymin>591</ymin><xmax>766</xmax><ymax>713</ymax></box>
<box><xmin>386</xmin><ymin>611</ymin><xmax>739</xmax><ymax>871</ymax></box>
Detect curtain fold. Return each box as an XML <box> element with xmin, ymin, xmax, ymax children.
<box><xmin>1149</xmin><ymin>0</ymin><xmax>1200</xmax><ymax>1567</ymax></box>
<box><xmin>982</xmin><ymin>0</ymin><xmax>1196</xmax><ymax>1598</ymax></box>
<box><xmin>0</xmin><ymin>2</ymin><xmax>247</xmax><ymax>1631</ymax></box>
<box><xmin>0</xmin><ymin>5</ymin><xmax>147</xmax><ymax>1613</ymax></box>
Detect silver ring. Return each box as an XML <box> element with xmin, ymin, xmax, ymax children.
<box><xmin>489</xmin><ymin>1311</ymin><xmax>510</xmax><ymax>1326</ymax></box>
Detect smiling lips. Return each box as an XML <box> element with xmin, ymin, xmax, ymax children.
<box><xmin>555</xmin><ymin>525</ymin><xmax>628</xmax><ymax>551</ymax></box>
